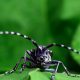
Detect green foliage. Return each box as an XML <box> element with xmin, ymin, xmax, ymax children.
<box><xmin>0</xmin><ymin>68</ymin><xmax>80</xmax><ymax>80</ymax></box>
<box><xmin>0</xmin><ymin>0</ymin><xmax>80</xmax><ymax>80</ymax></box>
<box><xmin>72</xmin><ymin>25</ymin><xmax>80</xmax><ymax>65</ymax></box>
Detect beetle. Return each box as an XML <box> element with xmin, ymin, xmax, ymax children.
<box><xmin>0</xmin><ymin>31</ymin><xmax>80</xmax><ymax>80</ymax></box>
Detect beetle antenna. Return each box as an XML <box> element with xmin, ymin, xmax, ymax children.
<box><xmin>45</xmin><ymin>43</ymin><xmax>80</xmax><ymax>54</ymax></box>
<box><xmin>0</xmin><ymin>31</ymin><xmax>38</xmax><ymax>47</ymax></box>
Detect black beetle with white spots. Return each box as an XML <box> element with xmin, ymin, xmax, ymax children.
<box><xmin>0</xmin><ymin>31</ymin><xmax>80</xmax><ymax>80</ymax></box>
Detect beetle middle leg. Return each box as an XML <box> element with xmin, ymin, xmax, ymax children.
<box><xmin>19</xmin><ymin>50</ymin><xmax>35</xmax><ymax>72</ymax></box>
<box><xmin>19</xmin><ymin>59</ymin><xmax>35</xmax><ymax>73</ymax></box>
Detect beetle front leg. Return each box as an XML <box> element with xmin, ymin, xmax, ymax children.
<box><xmin>19</xmin><ymin>57</ymin><xmax>36</xmax><ymax>73</ymax></box>
<box><xmin>5</xmin><ymin>57</ymin><xmax>24</xmax><ymax>75</ymax></box>
<box><xmin>44</xmin><ymin>60</ymin><xmax>70</xmax><ymax>80</ymax></box>
<box><xmin>19</xmin><ymin>63</ymin><xmax>28</xmax><ymax>73</ymax></box>
<box><xmin>43</xmin><ymin>68</ymin><xmax>55</xmax><ymax>80</ymax></box>
<box><xmin>53</xmin><ymin>61</ymin><xmax>78</xmax><ymax>77</ymax></box>
<box><xmin>24</xmin><ymin>50</ymin><xmax>34</xmax><ymax>61</ymax></box>
<box><xmin>45</xmin><ymin>60</ymin><xmax>78</xmax><ymax>80</ymax></box>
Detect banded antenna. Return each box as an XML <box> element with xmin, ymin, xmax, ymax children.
<box><xmin>0</xmin><ymin>31</ymin><xmax>38</xmax><ymax>47</ymax></box>
<box><xmin>45</xmin><ymin>43</ymin><xmax>80</xmax><ymax>54</ymax></box>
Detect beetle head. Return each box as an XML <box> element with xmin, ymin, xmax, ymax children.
<box><xmin>36</xmin><ymin>45</ymin><xmax>52</xmax><ymax>63</ymax></box>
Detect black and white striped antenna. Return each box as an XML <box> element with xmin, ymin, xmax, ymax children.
<box><xmin>45</xmin><ymin>43</ymin><xmax>80</xmax><ymax>54</ymax></box>
<box><xmin>0</xmin><ymin>31</ymin><xmax>38</xmax><ymax>47</ymax></box>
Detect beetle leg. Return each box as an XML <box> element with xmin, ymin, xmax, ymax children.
<box><xmin>19</xmin><ymin>63</ymin><xmax>29</xmax><ymax>72</ymax></box>
<box><xmin>5</xmin><ymin>57</ymin><xmax>24</xmax><ymax>75</ymax></box>
<box><xmin>19</xmin><ymin>60</ymin><xmax>35</xmax><ymax>72</ymax></box>
<box><xmin>44</xmin><ymin>60</ymin><xmax>78</xmax><ymax>80</ymax></box>
<box><xmin>44</xmin><ymin>68</ymin><xmax>55</xmax><ymax>73</ymax></box>
<box><xmin>44</xmin><ymin>60</ymin><xmax>70</xmax><ymax>80</ymax></box>
<box><xmin>43</xmin><ymin>68</ymin><xmax>55</xmax><ymax>80</ymax></box>
<box><xmin>25</xmin><ymin>50</ymin><xmax>34</xmax><ymax>61</ymax></box>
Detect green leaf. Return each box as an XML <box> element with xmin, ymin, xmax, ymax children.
<box><xmin>72</xmin><ymin>25</ymin><xmax>80</xmax><ymax>65</ymax></box>
<box><xmin>0</xmin><ymin>0</ymin><xmax>80</xmax><ymax>74</ymax></box>
<box><xmin>61</xmin><ymin>0</ymin><xmax>80</xmax><ymax>19</ymax></box>
<box><xmin>0</xmin><ymin>68</ymin><xmax>80</xmax><ymax>80</ymax></box>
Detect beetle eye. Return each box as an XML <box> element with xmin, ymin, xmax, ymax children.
<box><xmin>46</xmin><ymin>52</ymin><xmax>49</xmax><ymax>55</ymax></box>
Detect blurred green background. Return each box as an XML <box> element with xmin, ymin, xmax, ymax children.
<box><xmin>0</xmin><ymin>0</ymin><xmax>80</xmax><ymax>74</ymax></box>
